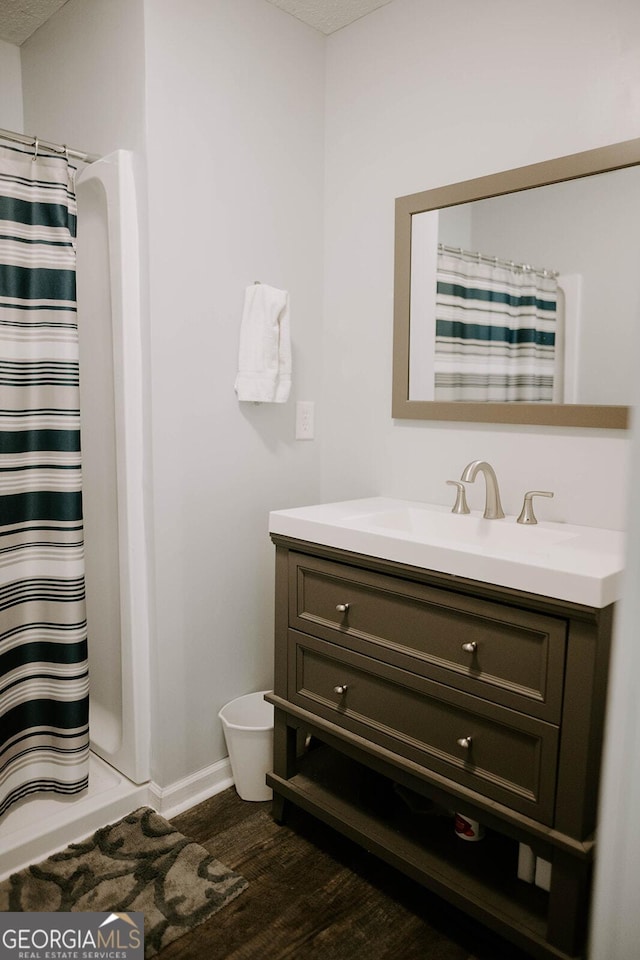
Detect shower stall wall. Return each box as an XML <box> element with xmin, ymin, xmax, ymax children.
<box><xmin>76</xmin><ymin>150</ymin><xmax>151</xmax><ymax>786</ymax></box>
<box><xmin>0</xmin><ymin>149</ymin><xmax>151</xmax><ymax>878</ymax></box>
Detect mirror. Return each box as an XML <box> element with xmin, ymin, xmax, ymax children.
<box><xmin>393</xmin><ymin>139</ymin><xmax>640</xmax><ymax>428</ymax></box>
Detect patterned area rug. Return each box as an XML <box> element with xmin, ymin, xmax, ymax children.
<box><xmin>0</xmin><ymin>806</ymin><xmax>248</xmax><ymax>957</ymax></box>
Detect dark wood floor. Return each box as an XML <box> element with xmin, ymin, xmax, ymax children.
<box><xmin>159</xmin><ymin>787</ymin><xmax>531</xmax><ymax>960</ymax></box>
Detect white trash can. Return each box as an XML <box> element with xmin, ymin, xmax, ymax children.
<box><xmin>218</xmin><ymin>690</ymin><xmax>274</xmax><ymax>801</ymax></box>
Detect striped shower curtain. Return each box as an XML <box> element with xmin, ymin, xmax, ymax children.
<box><xmin>434</xmin><ymin>250</ymin><xmax>558</xmax><ymax>402</ymax></box>
<box><xmin>0</xmin><ymin>142</ymin><xmax>89</xmax><ymax>817</ymax></box>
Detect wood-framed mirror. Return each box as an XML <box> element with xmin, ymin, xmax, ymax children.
<box><xmin>392</xmin><ymin>139</ymin><xmax>640</xmax><ymax>429</ymax></box>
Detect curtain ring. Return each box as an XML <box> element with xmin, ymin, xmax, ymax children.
<box><xmin>64</xmin><ymin>144</ymin><xmax>69</xmax><ymax>161</ymax></box>
<box><xmin>32</xmin><ymin>137</ymin><xmax>39</xmax><ymax>161</ymax></box>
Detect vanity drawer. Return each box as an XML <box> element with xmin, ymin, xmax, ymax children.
<box><xmin>288</xmin><ymin>631</ymin><xmax>558</xmax><ymax>824</ymax></box>
<box><xmin>288</xmin><ymin>630</ymin><xmax>558</xmax><ymax>824</ymax></box>
<box><xmin>289</xmin><ymin>552</ymin><xmax>566</xmax><ymax>722</ymax></box>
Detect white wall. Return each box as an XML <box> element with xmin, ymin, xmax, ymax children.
<box><xmin>144</xmin><ymin>0</ymin><xmax>325</xmax><ymax>784</ymax></box>
<box><xmin>21</xmin><ymin>0</ymin><xmax>146</xmax><ymax>157</ymax></box>
<box><xmin>591</xmin><ymin>392</ymin><xmax>640</xmax><ymax>955</ymax></box>
<box><xmin>0</xmin><ymin>38</ymin><xmax>23</xmax><ymax>131</ymax></box>
<box><xmin>323</xmin><ymin>0</ymin><xmax>640</xmax><ymax>530</ymax></box>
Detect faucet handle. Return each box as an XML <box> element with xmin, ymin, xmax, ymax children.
<box><xmin>517</xmin><ymin>490</ymin><xmax>554</xmax><ymax>525</ymax></box>
<box><xmin>447</xmin><ymin>480</ymin><xmax>470</xmax><ymax>515</ymax></box>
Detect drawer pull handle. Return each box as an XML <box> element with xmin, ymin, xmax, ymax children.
<box><xmin>462</xmin><ymin>642</ymin><xmax>477</xmax><ymax>653</ymax></box>
<box><xmin>336</xmin><ymin>603</ymin><xmax>350</xmax><ymax>613</ymax></box>
<box><xmin>457</xmin><ymin>736</ymin><xmax>473</xmax><ymax>750</ymax></box>
<box><xmin>334</xmin><ymin>684</ymin><xmax>348</xmax><ymax>695</ymax></box>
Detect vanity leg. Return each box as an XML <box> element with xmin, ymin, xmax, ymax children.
<box><xmin>270</xmin><ymin>709</ymin><xmax>298</xmax><ymax>825</ymax></box>
<box><xmin>273</xmin><ymin>709</ymin><xmax>298</xmax><ymax>777</ymax></box>
<box><xmin>271</xmin><ymin>793</ymin><xmax>288</xmax><ymax>824</ymax></box>
<box><xmin>546</xmin><ymin>850</ymin><xmax>590</xmax><ymax>957</ymax></box>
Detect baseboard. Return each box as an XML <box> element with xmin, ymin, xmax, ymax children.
<box><xmin>149</xmin><ymin>757</ymin><xmax>234</xmax><ymax>820</ymax></box>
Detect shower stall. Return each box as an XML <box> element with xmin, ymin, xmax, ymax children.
<box><xmin>0</xmin><ymin>149</ymin><xmax>151</xmax><ymax>879</ymax></box>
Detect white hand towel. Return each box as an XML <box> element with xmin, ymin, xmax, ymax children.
<box><xmin>234</xmin><ymin>284</ymin><xmax>291</xmax><ymax>403</ymax></box>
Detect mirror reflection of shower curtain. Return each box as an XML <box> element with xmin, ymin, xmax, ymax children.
<box><xmin>434</xmin><ymin>250</ymin><xmax>558</xmax><ymax>402</ymax></box>
<box><xmin>0</xmin><ymin>142</ymin><xmax>89</xmax><ymax>817</ymax></box>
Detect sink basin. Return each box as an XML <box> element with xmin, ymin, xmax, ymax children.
<box><xmin>268</xmin><ymin>497</ymin><xmax>625</xmax><ymax>607</ymax></box>
<box><xmin>344</xmin><ymin>506</ymin><xmax>577</xmax><ymax>552</ymax></box>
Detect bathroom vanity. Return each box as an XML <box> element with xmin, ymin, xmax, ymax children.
<box><xmin>266</xmin><ymin>498</ymin><xmax>624</xmax><ymax>960</ymax></box>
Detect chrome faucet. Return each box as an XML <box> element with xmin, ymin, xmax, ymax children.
<box><xmin>460</xmin><ymin>460</ymin><xmax>505</xmax><ymax>519</ymax></box>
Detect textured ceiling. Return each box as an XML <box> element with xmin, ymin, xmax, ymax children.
<box><xmin>0</xmin><ymin>0</ymin><xmax>395</xmax><ymax>46</ymax></box>
<box><xmin>263</xmin><ymin>0</ymin><xmax>395</xmax><ymax>34</ymax></box>
<box><xmin>0</xmin><ymin>0</ymin><xmax>68</xmax><ymax>45</ymax></box>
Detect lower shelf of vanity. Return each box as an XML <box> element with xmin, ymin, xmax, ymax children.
<box><xmin>267</xmin><ymin>718</ymin><xmax>584</xmax><ymax>960</ymax></box>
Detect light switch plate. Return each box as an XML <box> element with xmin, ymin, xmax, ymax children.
<box><xmin>295</xmin><ymin>401</ymin><xmax>315</xmax><ymax>440</ymax></box>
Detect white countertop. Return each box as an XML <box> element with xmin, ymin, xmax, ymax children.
<box><xmin>269</xmin><ymin>497</ymin><xmax>625</xmax><ymax>608</ymax></box>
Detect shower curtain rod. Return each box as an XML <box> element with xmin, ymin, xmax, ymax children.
<box><xmin>438</xmin><ymin>242</ymin><xmax>559</xmax><ymax>279</ymax></box>
<box><xmin>0</xmin><ymin>126</ymin><xmax>99</xmax><ymax>164</ymax></box>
